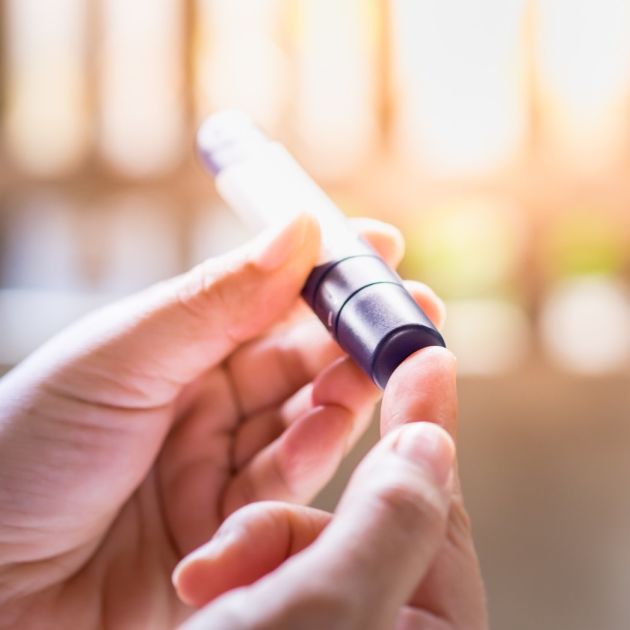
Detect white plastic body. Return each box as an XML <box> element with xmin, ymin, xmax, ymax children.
<box><xmin>214</xmin><ymin>142</ymin><xmax>364</xmax><ymax>264</ymax></box>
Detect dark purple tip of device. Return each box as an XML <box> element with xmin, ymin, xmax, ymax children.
<box><xmin>302</xmin><ymin>248</ymin><xmax>446</xmax><ymax>389</ymax></box>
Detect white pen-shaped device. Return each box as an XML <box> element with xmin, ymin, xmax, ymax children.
<box><xmin>197</xmin><ymin>110</ymin><xmax>445</xmax><ymax>388</ymax></box>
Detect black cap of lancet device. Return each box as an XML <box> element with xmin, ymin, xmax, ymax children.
<box><xmin>337</xmin><ymin>282</ymin><xmax>445</xmax><ymax>389</ymax></box>
<box><xmin>197</xmin><ymin>110</ymin><xmax>268</xmax><ymax>175</ymax></box>
<box><xmin>302</xmin><ymin>252</ymin><xmax>446</xmax><ymax>389</ymax></box>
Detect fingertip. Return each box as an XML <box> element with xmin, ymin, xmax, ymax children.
<box><xmin>381</xmin><ymin>346</ymin><xmax>458</xmax><ymax>437</ymax></box>
<box><xmin>295</xmin><ymin>212</ymin><xmax>323</xmax><ymax>272</ymax></box>
<box><xmin>172</xmin><ymin>553</ymin><xmax>205</xmax><ymax>607</ymax></box>
<box><xmin>351</xmin><ymin>217</ymin><xmax>406</xmax><ymax>267</ymax></box>
<box><xmin>403</xmin><ymin>280</ymin><xmax>447</xmax><ymax>329</ymax></box>
<box><xmin>172</xmin><ymin>540</ymin><xmax>221</xmax><ymax>607</ymax></box>
<box><xmin>300</xmin><ymin>212</ymin><xmax>323</xmax><ymax>256</ymax></box>
<box><xmin>171</xmin><ymin>526</ymin><xmax>250</xmax><ymax>608</ymax></box>
<box><xmin>174</xmin><ymin>502</ymin><xmax>332</xmax><ymax>609</ymax></box>
<box><xmin>397</xmin><ymin>345</ymin><xmax>456</xmax><ymax>376</ymax></box>
<box><xmin>253</xmin><ymin>212</ymin><xmax>321</xmax><ymax>272</ymax></box>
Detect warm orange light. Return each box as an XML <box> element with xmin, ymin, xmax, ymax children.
<box><xmin>536</xmin><ymin>0</ymin><xmax>630</xmax><ymax>171</ymax></box>
<box><xmin>194</xmin><ymin>0</ymin><xmax>288</xmax><ymax>132</ymax></box>
<box><xmin>4</xmin><ymin>0</ymin><xmax>89</xmax><ymax>175</ymax></box>
<box><xmin>99</xmin><ymin>0</ymin><xmax>186</xmax><ymax>176</ymax></box>
<box><xmin>291</xmin><ymin>0</ymin><xmax>380</xmax><ymax>180</ymax></box>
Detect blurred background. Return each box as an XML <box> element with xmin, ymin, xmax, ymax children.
<box><xmin>1</xmin><ymin>0</ymin><xmax>630</xmax><ymax>627</ymax></box>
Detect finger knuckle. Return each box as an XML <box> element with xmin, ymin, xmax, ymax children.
<box><xmin>281</xmin><ymin>590</ymin><xmax>357</xmax><ymax>629</ymax></box>
<box><xmin>374</xmin><ymin>479</ymin><xmax>444</xmax><ymax>531</ymax></box>
<box><xmin>448</xmin><ymin>497</ymin><xmax>474</xmax><ymax>540</ymax></box>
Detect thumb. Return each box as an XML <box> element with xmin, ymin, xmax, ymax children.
<box><xmin>179</xmin><ymin>423</ymin><xmax>454</xmax><ymax>630</ymax></box>
<box><xmin>28</xmin><ymin>213</ymin><xmax>320</xmax><ymax>405</ymax></box>
<box><xmin>309</xmin><ymin>422</ymin><xmax>454</xmax><ymax>620</ymax></box>
<box><xmin>381</xmin><ymin>346</ymin><xmax>458</xmax><ymax>439</ymax></box>
<box><xmin>158</xmin><ymin>212</ymin><xmax>320</xmax><ymax>375</ymax></box>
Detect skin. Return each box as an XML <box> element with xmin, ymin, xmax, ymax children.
<box><xmin>0</xmin><ymin>215</ymin><xmax>486</xmax><ymax>629</ymax></box>
<box><xmin>175</xmin><ymin>350</ymin><xmax>487</xmax><ymax>630</ymax></box>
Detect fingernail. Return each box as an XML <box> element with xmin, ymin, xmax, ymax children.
<box><xmin>253</xmin><ymin>213</ymin><xmax>317</xmax><ymax>271</ymax></box>
<box><xmin>394</xmin><ymin>423</ymin><xmax>454</xmax><ymax>487</ymax></box>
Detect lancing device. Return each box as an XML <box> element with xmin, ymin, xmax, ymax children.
<box><xmin>197</xmin><ymin>110</ymin><xmax>445</xmax><ymax>389</ymax></box>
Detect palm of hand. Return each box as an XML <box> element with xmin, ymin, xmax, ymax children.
<box><xmin>2</xmin><ymin>303</ymin><xmax>377</xmax><ymax>630</ymax></box>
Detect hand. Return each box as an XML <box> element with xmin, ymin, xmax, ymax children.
<box><xmin>174</xmin><ymin>348</ymin><xmax>487</xmax><ymax>630</ymax></box>
<box><xmin>0</xmin><ymin>214</ymin><xmax>445</xmax><ymax>629</ymax></box>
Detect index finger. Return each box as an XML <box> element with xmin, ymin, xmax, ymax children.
<box><xmin>380</xmin><ymin>346</ymin><xmax>458</xmax><ymax>438</ymax></box>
